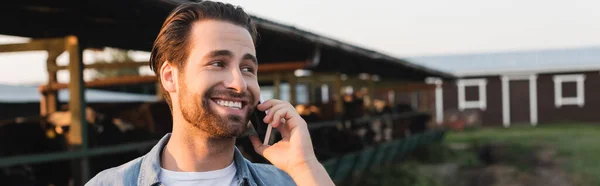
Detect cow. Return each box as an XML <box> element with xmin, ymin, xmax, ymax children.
<box><xmin>0</xmin><ymin>117</ymin><xmax>70</xmax><ymax>186</ymax></box>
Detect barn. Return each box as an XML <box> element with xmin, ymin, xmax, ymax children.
<box><xmin>411</xmin><ymin>47</ymin><xmax>600</xmax><ymax>127</ymax></box>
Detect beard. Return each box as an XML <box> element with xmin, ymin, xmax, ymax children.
<box><xmin>178</xmin><ymin>82</ymin><xmax>255</xmax><ymax>139</ymax></box>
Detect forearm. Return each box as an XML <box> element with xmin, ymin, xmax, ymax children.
<box><xmin>288</xmin><ymin>160</ymin><xmax>335</xmax><ymax>186</ymax></box>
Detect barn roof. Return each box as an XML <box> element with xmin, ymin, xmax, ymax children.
<box><xmin>0</xmin><ymin>0</ymin><xmax>453</xmax><ymax>81</ymax></box>
<box><xmin>0</xmin><ymin>84</ymin><xmax>158</xmax><ymax>103</ymax></box>
<box><xmin>409</xmin><ymin>46</ymin><xmax>600</xmax><ymax>77</ymax></box>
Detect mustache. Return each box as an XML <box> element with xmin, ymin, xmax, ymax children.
<box><xmin>205</xmin><ymin>88</ymin><xmax>256</xmax><ymax>104</ymax></box>
<box><xmin>209</xmin><ymin>90</ymin><xmax>249</xmax><ymax>98</ymax></box>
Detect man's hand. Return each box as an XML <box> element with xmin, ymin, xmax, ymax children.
<box><xmin>249</xmin><ymin>99</ymin><xmax>334</xmax><ymax>186</ymax></box>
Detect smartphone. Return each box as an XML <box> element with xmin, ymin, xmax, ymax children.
<box><xmin>250</xmin><ymin>99</ymin><xmax>272</xmax><ymax>145</ymax></box>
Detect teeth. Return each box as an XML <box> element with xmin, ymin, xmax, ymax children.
<box><xmin>216</xmin><ymin>100</ymin><xmax>242</xmax><ymax>109</ymax></box>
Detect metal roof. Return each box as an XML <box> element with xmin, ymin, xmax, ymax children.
<box><xmin>0</xmin><ymin>0</ymin><xmax>454</xmax><ymax>81</ymax></box>
<box><xmin>0</xmin><ymin>84</ymin><xmax>158</xmax><ymax>103</ymax></box>
<box><xmin>409</xmin><ymin>46</ymin><xmax>600</xmax><ymax>77</ymax></box>
<box><xmin>250</xmin><ymin>16</ymin><xmax>455</xmax><ymax>80</ymax></box>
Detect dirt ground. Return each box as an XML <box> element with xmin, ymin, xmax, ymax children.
<box><xmin>448</xmin><ymin>143</ymin><xmax>574</xmax><ymax>186</ymax></box>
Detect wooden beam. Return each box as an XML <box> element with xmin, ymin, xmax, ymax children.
<box><xmin>257</xmin><ymin>73</ymin><xmax>276</xmax><ymax>82</ymax></box>
<box><xmin>57</xmin><ymin>60</ymin><xmax>309</xmax><ymax>72</ymax></box>
<box><xmin>376</xmin><ymin>83</ymin><xmax>435</xmax><ymax>93</ymax></box>
<box><xmin>43</xmin><ymin>60</ymin><xmax>307</xmax><ymax>73</ymax></box>
<box><xmin>40</xmin><ymin>75</ymin><xmax>158</xmax><ymax>93</ymax></box>
<box><xmin>295</xmin><ymin>73</ymin><xmax>339</xmax><ymax>83</ymax></box>
<box><xmin>257</xmin><ymin>61</ymin><xmax>309</xmax><ymax>73</ymax></box>
<box><xmin>51</xmin><ymin>61</ymin><xmax>149</xmax><ymax>72</ymax></box>
<box><xmin>0</xmin><ymin>38</ymin><xmax>64</xmax><ymax>53</ymax></box>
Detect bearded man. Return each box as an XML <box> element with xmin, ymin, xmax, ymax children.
<box><xmin>87</xmin><ymin>1</ymin><xmax>334</xmax><ymax>186</ymax></box>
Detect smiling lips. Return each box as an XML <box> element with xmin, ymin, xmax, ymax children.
<box><xmin>211</xmin><ymin>97</ymin><xmax>249</xmax><ymax>110</ymax></box>
<box><xmin>215</xmin><ymin>100</ymin><xmax>242</xmax><ymax>109</ymax></box>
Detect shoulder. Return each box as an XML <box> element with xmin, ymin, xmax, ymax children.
<box><xmin>85</xmin><ymin>156</ymin><xmax>144</xmax><ymax>186</ymax></box>
<box><xmin>248</xmin><ymin>162</ymin><xmax>296</xmax><ymax>186</ymax></box>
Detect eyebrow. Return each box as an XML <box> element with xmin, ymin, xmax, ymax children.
<box><xmin>207</xmin><ymin>50</ymin><xmax>233</xmax><ymax>58</ymax></box>
<box><xmin>205</xmin><ymin>50</ymin><xmax>257</xmax><ymax>65</ymax></box>
<box><xmin>242</xmin><ymin>53</ymin><xmax>257</xmax><ymax>65</ymax></box>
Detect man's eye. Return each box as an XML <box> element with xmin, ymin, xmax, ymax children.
<box><xmin>241</xmin><ymin>66</ymin><xmax>254</xmax><ymax>73</ymax></box>
<box><xmin>210</xmin><ymin>61</ymin><xmax>225</xmax><ymax>67</ymax></box>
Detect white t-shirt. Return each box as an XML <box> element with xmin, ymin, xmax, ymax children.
<box><xmin>159</xmin><ymin>161</ymin><xmax>238</xmax><ymax>186</ymax></box>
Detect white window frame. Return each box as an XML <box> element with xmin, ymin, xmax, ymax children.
<box><xmin>426</xmin><ymin>77</ymin><xmax>444</xmax><ymax>124</ymax></box>
<box><xmin>457</xmin><ymin>78</ymin><xmax>487</xmax><ymax>110</ymax></box>
<box><xmin>553</xmin><ymin>74</ymin><xmax>585</xmax><ymax>108</ymax></box>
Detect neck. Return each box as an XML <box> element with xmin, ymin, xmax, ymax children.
<box><xmin>161</xmin><ymin>112</ymin><xmax>236</xmax><ymax>172</ymax></box>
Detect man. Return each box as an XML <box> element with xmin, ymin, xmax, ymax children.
<box><xmin>86</xmin><ymin>1</ymin><xmax>334</xmax><ymax>186</ymax></box>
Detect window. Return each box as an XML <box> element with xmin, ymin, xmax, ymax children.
<box><xmin>296</xmin><ymin>84</ymin><xmax>309</xmax><ymax>104</ymax></box>
<box><xmin>553</xmin><ymin>74</ymin><xmax>585</xmax><ymax>107</ymax></box>
<box><xmin>457</xmin><ymin>79</ymin><xmax>487</xmax><ymax>110</ymax></box>
<box><xmin>320</xmin><ymin>84</ymin><xmax>329</xmax><ymax>103</ymax></box>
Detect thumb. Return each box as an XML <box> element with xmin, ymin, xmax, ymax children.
<box><xmin>249</xmin><ymin>135</ymin><xmax>268</xmax><ymax>156</ymax></box>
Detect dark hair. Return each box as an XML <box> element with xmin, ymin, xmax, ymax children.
<box><xmin>149</xmin><ymin>1</ymin><xmax>257</xmax><ymax>109</ymax></box>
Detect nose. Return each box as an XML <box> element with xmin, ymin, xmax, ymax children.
<box><xmin>223</xmin><ymin>68</ymin><xmax>247</xmax><ymax>93</ymax></box>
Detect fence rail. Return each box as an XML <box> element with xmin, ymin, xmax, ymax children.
<box><xmin>322</xmin><ymin>129</ymin><xmax>446</xmax><ymax>185</ymax></box>
<box><xmin>0</xmin><ymin>140</ymin><xmax>157</xmax><ymax>167</ymax></box>
<box><xmin>0</xmin><ymin>111</ymin><xmax>436</xmax><ymax>184</ymax></box>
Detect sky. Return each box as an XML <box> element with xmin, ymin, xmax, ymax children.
<box><xmin>0</xmin><ymin>0</ymin><xmax>599</xmax><ymax>85</ymax></box>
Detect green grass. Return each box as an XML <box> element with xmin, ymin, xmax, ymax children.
<box><xmin>362</xmin><ymin>161</ymin><xmax>443</xmax><ymax>186</ymax></box>
<box><xmin>446</xmin><ymin>123</ymin><xmax>600</xmax><ymax>186</ymax></box>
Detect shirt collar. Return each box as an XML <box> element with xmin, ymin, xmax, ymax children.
<box><xmin>137</xmin><ymin>133</ymin><xmax>255</xmax><ymax>186</ymax></box>
<box><xmin>233</xmin><ymin>145</ymin><xmax>254</xmax><ymax>186</ymax></box>
<box><xmin>138</xmin><ymin>133</ymin><xmax>170</xmax><ymax>186</ymax></box>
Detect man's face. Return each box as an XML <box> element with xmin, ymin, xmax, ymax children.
<box><xmin>177</xmin><ymin>20</ymin><xmax>259</xmax><ymax>139</ymax></box>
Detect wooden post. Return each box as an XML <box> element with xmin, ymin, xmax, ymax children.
<box><xmin>367</xmin><ymin>77</ymin><xmax>375</xmax><ymax>110</ymax></box>
<box><xmin>310</xmin><ymin>75</ymin><xmax>318</xmax><ymax>104</ymax></box>
<box><xmin>40</xmin><ymin>95</ymin><xmax>48</xmax><ymax>117</ymax></box>
<box><xmin>288</xmin><ymin>75</ymin><xmax>297</xmax><ymax>105</ymax></box>
<box><xmin>66</xmin><ymin>36</ymin><xmax>89</xmax><ymax>182</ymax></box>
<box><xmin>393</xmin><ymin>89</ymin><xmax>399</xmax><ymax>106</ymax></box>
<box><xmin>274</xmin><ymin>72</ymin><xmax>281</xmax><ymax>99</ymax></box>
<box><xmin>41</xmin><ymin>50</ymin><xmax>63</xmax><ymax>116</ymax></box>
<box><xmin>334</xmin><ymin>73</ymin><xmax>343</xmax><ymax>114</ymax></box>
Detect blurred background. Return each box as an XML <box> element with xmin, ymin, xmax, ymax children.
<box><xmin>0</xmin><ymin>0</ymin><xmax>598</xmax><ymax>185</ymax></box>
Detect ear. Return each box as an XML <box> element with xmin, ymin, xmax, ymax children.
<box><xmin>160</xmin><ymin>61</ymin><xmax>177</xmax><ymax>93</ymax></box>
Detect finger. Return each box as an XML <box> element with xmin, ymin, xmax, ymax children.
<box><xmin>257</xmin><ymin>99</ymin><xmax>281</xmax><ymax>111</ymax></box>
<box><xmin>275</xmin><ymin>107</ymin><xmax>297</xmax><ymax>123</ymax></box>
<box><xmin>269</xmin><ymin>109</ymin><xmax>281</xmax><ymax>128</ymax></box>
<box><xmin>270</xmin><ymin>107</ymin><xmax>290</xmax><ymax>128</ymax></box>
<box><xmin>276</xmin><ymin>118</ymin><xmax>292</xmax><ymax>139</ymax></box>
<box><xmin>249</xmin><ymin>135</ymin><xmax>268</xmax><ymax>156</ymax></box>
<box><xmin>263</xmin><ymin>103</ymin><xmax>287</xmax><ymax>123</ymax></box>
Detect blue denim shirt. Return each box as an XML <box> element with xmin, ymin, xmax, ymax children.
<box><xmin>86</xmin><ymin>134</ymin><xmax>295</xmax><ymax>186</ymax></box>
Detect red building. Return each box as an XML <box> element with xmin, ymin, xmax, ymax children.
<box><xmin>412</xmin><ymin>47</ymin><xmax>600</xmax><ymax>127</ymax></box>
